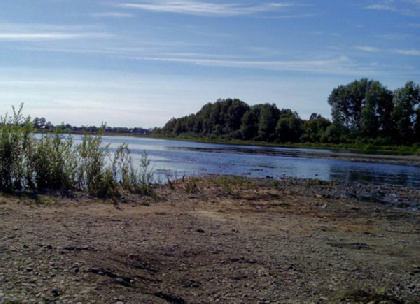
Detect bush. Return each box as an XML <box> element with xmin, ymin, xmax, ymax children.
<box><xmin>0</xmin><ymin>105</ymin><xmax>155</xmax><ymax>198</ymax></box>
<box><xmin>0</xmin><ymin>104</ymin><xmax>34</xmax><ymax>192</ymax></box>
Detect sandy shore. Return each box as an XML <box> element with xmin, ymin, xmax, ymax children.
<box><xmin>0</xmin><ymin>177</ymin><xmax>419</xmax><ymax>303</ymax></box>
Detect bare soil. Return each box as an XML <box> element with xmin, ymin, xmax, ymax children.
<box><xmin>0</xmin><ymin>177</ymin><xmax>419</xmax><ymax>304</ymax></box>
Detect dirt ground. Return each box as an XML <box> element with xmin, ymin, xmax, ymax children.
<box><xmin>0</xmin><ymin>177</ymin><xmax>419</xmax><ymax>304</ymax></box>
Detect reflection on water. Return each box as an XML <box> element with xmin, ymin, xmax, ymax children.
<box><xmin>86</xmin><ymin>136</ymin><xmax>420</xmax><ymax>188</ymax></box>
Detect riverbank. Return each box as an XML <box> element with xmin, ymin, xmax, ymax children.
<box><xmin>0</xmin><ymin>177</ymin><xmax>419</xmax><ymax>303</ymax></box>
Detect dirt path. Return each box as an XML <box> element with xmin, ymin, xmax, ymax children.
<box><xmin>0</xmin><ymin>177</ymin><xmax>419</xmax><ymax>303</ymax></box>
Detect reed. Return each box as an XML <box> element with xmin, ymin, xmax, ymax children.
<box><xmin>0</xmin><ymin>105</ymin><xmax>155</xmax><ymax>198</ymax></box>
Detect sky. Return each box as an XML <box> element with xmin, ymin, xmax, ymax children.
<box><xmin>0</xmin><ymin>0</ymin><xmax>419</xmax><ymax>128</ymax></box>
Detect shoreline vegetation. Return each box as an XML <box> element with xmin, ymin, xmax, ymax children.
<box><xmin>154</xmin><ymin>79</ymin><xmax>420</xmax><ymax>155</ymax></box>
<box><xmin>0</xmin><ymin>105</ymin><xmax>155</xmax><ymax>197</ymax></box>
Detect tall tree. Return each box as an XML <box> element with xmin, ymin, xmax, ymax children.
<box><xmin>360</xmin><ymin>81</ymin><xmax>393</xmax><ymax>139</ymax></box>
<box><xmin>258</xmin><ymin>103</ymin><xmax>280</xmax><ymax>141</ymax></box>
<box><xmin>392</xmin><ymin>81</ymin><xmax>420</xmax><ymax>144</ymax></box>
<box><xmin>275</xmin><ymin>110</ymin><xmax>303</xmax><ymax>143</ymax></box>
<box><xmin>328</xmin><ymin>78</ymin><xmax>393</xmax><ymax>142</ymax></box>
<box><xmin>240</xmin><ymin>108</ymin><xmax>259</xmax><ymax>140</ymax></box>
<box><xmin>302</xmin><ymin>114</ymin><xmax>331</xmax><ymax>143</ymax></box>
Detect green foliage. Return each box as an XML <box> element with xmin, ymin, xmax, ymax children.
<box><xmin>392</xmin><ymin>81</ymin><xmax>420</xmax><ymax>144</ymax></box>
<box><xmin>302</xmin><ymin>114</ymin><xmax>331</xmax><ymax>143</ymax></box>
<box><xmin>158</xmin><ymin>99</ymin><xmax>308</xmax><ymax>144</ymax></box>
<box><xmin>0</xmin><ymin>104</ymin><xmax>34</xmax><ymax>192</ymax></box>
<box><xmin>136</xmin><ymin>151</ymin><xmax>156</xmax><ymax>196</ymax></box>
<box><xmin>0</xmin><ymin>105</ymin><xmax>156</xmax><ymax>198</ymax></box>
<box><xmin>257</xmin><ymin>103</ymin><xmax>279</xmax><ymax>141</ymax></box>
<box><xmin>76</xmin><ymin>129</ymin><xmax>112</xmax><ymax>195</ymax></box>
<box><xmin>275</xmin><ymin>110</ymin><xmax>304</xmax><ymax>143</ymax></box>
<box><xmin>32</xmin><ymin>128</ymin><xmax>77</xmax><ymax>192</ymax></box>
<box><xmin>156</xmin><ymin>81</ymin><xmax>420</xmax><ymax>147</ymax></box>
<box><xmin>328</xmin><ymin>79</ymin><xmax>419</xmax><ymax>145</ymax></box>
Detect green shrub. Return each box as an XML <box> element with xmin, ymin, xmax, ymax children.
<box><xmin>0</xmin><ymin>105</ymin><xmax>156</xmax><ymax>198</ymax></box>
<box><xmin>32</xmin><ymin>127</ymin><xmax>77</xmax><ymax>192</ymax></box>
<box><xmin>0</xmin><ymin>104</ymin><xmax>34</xmax><ymax>192</ymax></box>
<box><xmin>76</xmin><ymin>129</ymin><xmax>111</xmax><ymax>195</ymax></box>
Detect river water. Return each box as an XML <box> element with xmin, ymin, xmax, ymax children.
<box><xmin>99</xmin><ymin>136</ymin><xmax>420</xmax><ymax>189</ymax></box>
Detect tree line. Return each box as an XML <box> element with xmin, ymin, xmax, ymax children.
<box><xmin>154</xmin><ymin>79</ymin><xmax>420</xmax><ymax>145</ymax></box>
<box><xmin>31</xmin><ymin>117</ymin><xmax>152</xmax><ymax>135</ymax></box>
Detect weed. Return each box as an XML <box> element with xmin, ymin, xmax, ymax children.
<box><xmin>184</xmin><ymin>182</ymin><xmax>199</xmax><ymax>194</ymax></box>
<box><xmin>0</xmin><ymin>105</ymin><xmax>157</xmax><ymax>199</ymax></box>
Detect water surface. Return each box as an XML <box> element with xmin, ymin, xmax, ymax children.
<box><xmin>100</xmin><ymin>136</ymin><xmax>420</xmax><ymax>189</ymax></box>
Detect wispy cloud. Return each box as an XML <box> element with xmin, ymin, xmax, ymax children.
<box><xmin>365</xmin><ymin>4</ymin><xmax>396</xmax><ymax>11</ymax></box>
<box><xmin>137</xmin><ymin>54</ymin><xmax>376</xmax><ymax>75</ymax></box>
<box><xmin>0</xmin><ymin>32</ymin><xmax>110</xmax><ymax>41</ymax></box>
<box><xmin>119</xmin><ymin>1</ymin><xmax>294</xmax><ymax>16</ymax></box>
<box><xmin>356</xmin><ymin>46</ymin><xmax>380</xmax><ymax>52</ymax></box>
<box><xmin>13</xmin><ymin>39</ymin><xmax>379</xmax><ymax>76</ymax></box>
<box><xmin>395</xmin><ymin>49</ymin><xmax>420</xmax><ymax>55</ymax></box>
<box><xmin>0</xmin><ymin>23</ymin><xmax>111</xmax><ymax>41</ymax></box>
<box><xmin>365</xmin><ymin>0</ymin><xmax>420</xmax><ymax>16</ymax></box>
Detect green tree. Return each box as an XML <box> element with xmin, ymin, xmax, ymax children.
<box><xmin>328</xmin><ymin>79</ymin><xmax>369</xmax><ymax>133</ymax></box>
<box><xmin>360</xmin><ymin>81</ymin><xmax>393</xmax><ymax>140</ymax></box>
<box><xmin>225</xmin><ymin>99</ymin><xmax>249</xmax><ymax>136</ymax></box>
<box><xmin>302</xmin><ymin>114</ymin><xmax>331</xmax><ymax>143</ymax></box>
<box><xmin>392</xmin><ymin>81</ymin><xmax>420</xmax><ymax>144</ymax></box>
<box><xmin>275</xmin><ymin>110</ymin><xmax>303</xmax><ymax>143</ymax></box>
<box><xmin>240</xmin><ymin>108</ymin><xmax>259</xmax><ymax>140</ymax></box>
<box><xmin>258</xmin><ymin>103</ymin><xmax>280</xmax><ymax>141</ymax></box>
<box><xmin>328</xmin><ymin>78</ymin><xmax>393</xmax><ymax>142</ymax></box>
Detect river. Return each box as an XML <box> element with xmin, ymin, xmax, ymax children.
<box><xmin>98</xmin><ymin>136</ymin><xmax>420</xmax><ymax>189</ymax></box>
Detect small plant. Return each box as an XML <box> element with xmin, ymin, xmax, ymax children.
<box><xmin>136</xmin><ymin>151</ymin><xmax>156</xmax><ymax>196</ymax></box>
<box><xmin>184</xmin><ymin>182</ymin><xmax>198</xmax><ymax>194</ymax></box>
<box><xmin>0</xmin><ymin>104</ymin><xmax>33</xmax><ymax>192</ymax></box>
<box><xmin>0</xmin><ymin>105</ymin><xmax>157</xmax><ymax>199</ymax></box>
<box><xmin>32</xmin><ymin>127</ymin><xmax>77</xmax><ymax>192</ymax></box>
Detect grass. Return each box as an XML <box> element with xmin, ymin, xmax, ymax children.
<box><xmin>0</xmin><ymin>105</ymin><xmax>156</xmax><ymax>199</ymax></box>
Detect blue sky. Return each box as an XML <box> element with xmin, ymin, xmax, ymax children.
<box><xmin>0</xmin><ymin>0</ymin><xmax>419</xmax><ymax>128</ymax></box>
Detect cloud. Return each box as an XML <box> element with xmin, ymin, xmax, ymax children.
<box><xmin>13</xmin><ymin>39</ymin><xmax>378</xmax><ymax>77</ymax></box>
<box><xmin>0</xmin><ymin>32</ymin><xmax>110</xmax><ymax>41</ymax></box>
<box><xmin>395</xmin><ymin>49</ymin><xmax>420</xmax><ymax>55</ymax></box>
<box><xmin>137</xmin><ymin>54</ymin><xmax>375</xmax><ymax>76</ymax></box>
<box><xmin>119</xmin><ymin>1</ymin><xmax>294</xmax><ymax>16</ymax></box>
<box><xmin>356</xmin><ymin>46</ymin><xmax>380</xmax><ymax>52</ymax></box>
<box><xmin>365</xmin><ymin>0</ymin><xmax>420</xmax><ymax>15</ymax></box>
<box><xmin>0</xmin><ymin>23</ymin><xmax>111</xmax><ymax>41</ymax></box>
<box><xmin>365</xmin><ymin>4</ymin><xmax>396</xmax><ymax>11</ymax></box>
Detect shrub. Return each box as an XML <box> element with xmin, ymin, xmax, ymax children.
<box><xmin>0</xmin><ymin>104</ymin><xmax>34</xmax><ymax>192</ymax></box>
<box><xmin>32</xmin><ymin>127</ymin><xmax>77</xmax><ymax>192</ymax></box>
<box><xmin>0</xmin><ymin>105</ymin><xmax>156</xmax><ymax>198</ymax></box>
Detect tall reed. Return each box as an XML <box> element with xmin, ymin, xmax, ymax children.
<box><xmin>0</xmin><ymin>105</ymin><xmax>155</xmax><ymax>198</ymax></box>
